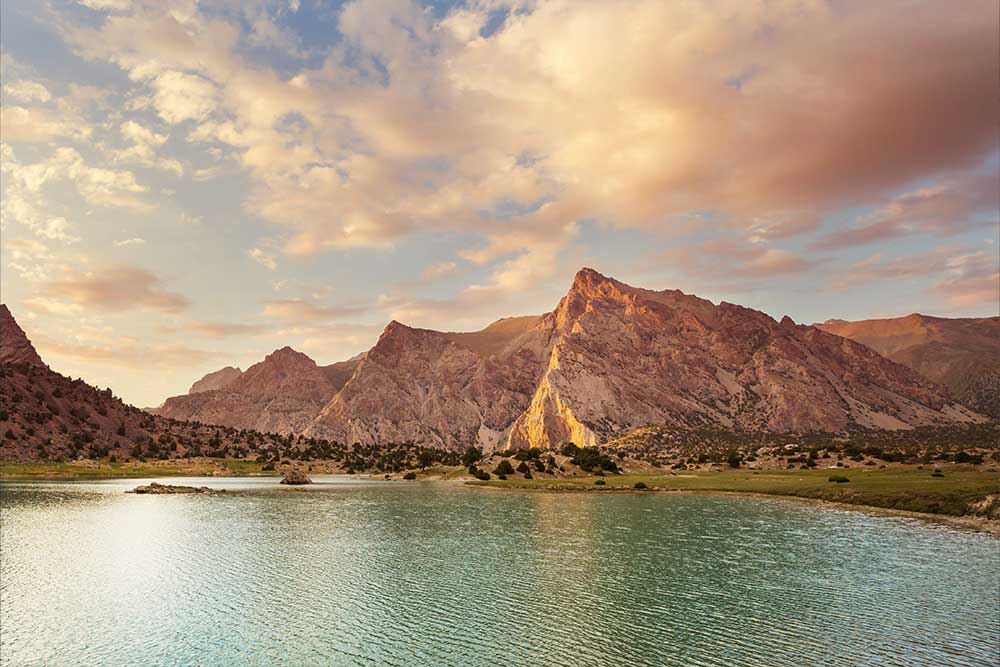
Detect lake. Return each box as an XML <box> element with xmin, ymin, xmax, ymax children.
<box><xmin>1</xmin><ymin>476</ymin><xmax>997</xmax><ymax>666</ymax></box>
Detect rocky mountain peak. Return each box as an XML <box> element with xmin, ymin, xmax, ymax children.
<box><xmin>0</xmin><ymin>305</ymin><xmax>45</xmax><ymax>367</ymax></box>
<box><xmin>189</xmin><ymin>366</ymin><xmax>243</xmax><ymax>394</ymax></box>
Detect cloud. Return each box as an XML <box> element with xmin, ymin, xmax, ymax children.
<box><xmin>151</xmin><ymin>71</ymin><xmax>220</xmax><ymax>124</ymax></box>
<box><xmin>661</xmin><ymin>238</ymin><xmax>813</xmax><ymax>283</ymax></box>
<box><xmin>185</xmin><ymin>321</ymin><xmax>270</xmax><ymax>338</ymax></box>
<box><xmin>58</xmin><ymin>0</ymin><xmax>996</xmax><ymax>267</ymax></box>
<box><xmin>262</xmin><ymin>298</ymin><xmax>367</xmax><ymax>323</ymax></box>
<box><xmin>113</xmin><ymin>120</ymin><xmax>183</xmax><ymax>175</ymax></box>
<box><xmin>834</xmin><ymin>246</ymin><xmax>998</xmax><ymax>311</ymax></box>
<box><xmin>814</xmin><ymin>171</ymin><xmax>999</xmax><ymax>250</ymax></box>
<box><xmin>4</xmin><ymin>238</ymin><xmax>56</xmax><ymax>281</ymax></box>
<box><xmin>114</xmin><ymin>237</ymin><xmax>147</xmax><ymax>246</ymax></box>
<box><xmin>76</xmin><ymin>0</ymin><xmax>132</xmax><ymax>11</ymax></box>
<box><xmin>3</xmin><ymin>80</ymin><xmax>52</xmax><ymax>103</ymax></box>
<box><xmin>248</xmin><ymin>247</ymin><xmax>277</xmax><ymax>270</ymax></box>
<box><xmin>0</xmin><ymin>106</ymin><xmax>86</xmax><ymax>142</ymax></box>
<box><xmin>421</xmin><ymin>261</ymin><xmax>457</xmax><ymax>281</ymax></box>
<box><xmin>34</xmin><ymin>333</ymin><xmax>214</xmax><ymax>370</ymax></box>
<box><xmin>42</xmin><ymin>265</ymin><xmax>189</xmax><ymax>313</ymax></box>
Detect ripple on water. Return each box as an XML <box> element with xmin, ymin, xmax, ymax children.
<box><xmin>1</xmin><ymin>481</ymin><xmax>998</xmax><ymax>667</ymax></box>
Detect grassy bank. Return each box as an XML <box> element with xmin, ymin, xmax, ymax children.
<box><xmin>469</xmin><ymin>467</ymin><xmax>1000</xmax><ymax>518</ymax></box>
<box><xmin>0</xmin><ymin>458</ymin><xmax>277</xmax><ymax>479</ymax></box>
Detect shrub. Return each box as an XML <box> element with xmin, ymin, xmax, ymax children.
<box><xmin>403</xmin><ymin>471</ymin><xmax>417</xmax><ymax>480</ymax></box>
<box><xmin>560</xmin><ymin>442</ymin><xmax>579</xmax><ymax>457</ymax></box>
<box><xmin>633</xmin><ymin>482</ymin><xmax>648</xmax><ymax>489</ymax></box>
<box><xmin>515</xmin><ymin>461</ymin><xmax>530</xmax><ymax>474</ymax></box>
<box><xmin>497</xmin><ymin>473</ymin><xmax>507</xmax><ymax>480</ymax></box>
<box><xmin>462</xmin><ymin>446</ymin><xmax>482</xmax><ymax>467</ymax></box>
<box><xmin>261</xmin><ymin>463</ymin><xmax>275</xmax><ymax>471</ymax></box>
<box><xmin>495</xmin><ymin>459</ymin><xmax>515</xmax><ymax>475</ymax></box>
<box><xmin>828</xmin><ymin>475</ymin><xmax>850</xmax><ymax>483</ymax></box>
<box><xmin>727</xmin><ymin>451</ymin><xmax>742</xmax><ymax>468</ymax></box>
<box><xmin>931</xmin><ymin>470</ymin><xmax>945</xmax><ymax>478</ymax></box>
<box><xmin>594</xmin><ymin>479</ymin><xmax>606</xmax><ymax>486</ymax></box>
<box><xmin>523</xmin><ymin>471</ymin><xmax>533</xmax><ymax>479</ymax></box>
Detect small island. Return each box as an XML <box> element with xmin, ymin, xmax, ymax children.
<box><xmin>127</xmin><ymin>482</ymin><xmax>221</xmax><ymax>494</ymax></box>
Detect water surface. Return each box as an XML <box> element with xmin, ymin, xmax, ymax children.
<box><xmin>2</xmin><ymin>476</ymin><xmax>997</xmax><ymax>666</ymax></box>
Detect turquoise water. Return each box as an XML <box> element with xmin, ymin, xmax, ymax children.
<box><xmin>1</xmin><ymin>476</ymin><xmax>997</xmax><ymax>666</ymax></box>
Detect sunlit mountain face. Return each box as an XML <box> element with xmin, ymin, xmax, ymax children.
<box><xmin>1</xmin><ymin>0</ymin><xmax>997</xmax><ymax>409</ymax></box>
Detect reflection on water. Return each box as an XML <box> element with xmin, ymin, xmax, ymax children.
<box><xmin>1</xmin><ymin>477</ymin><xmax>997</xmax><ymax>666</ymax></box>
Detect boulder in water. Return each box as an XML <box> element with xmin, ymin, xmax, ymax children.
<box><xmin>280</xmin><ymin>470</ymin><xmax>313</xmax><ymax>485</ymax></box>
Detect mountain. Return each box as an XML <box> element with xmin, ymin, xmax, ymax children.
<box><xmin>151</xmin><ymin>347</ymin><xmax>360</xmax><ymax>434</ymax></box>
<box><xmin>1</xmin><ymin>305</ymin><xmax>45</xmax><ymax>367</ymax></box>
<box><xmin>304</xmin><ymin>318</ymin><xmax>546</xmax><ymax>449</ymax></box>
<box><xmin>150</xmin><ymin>269</ymin><xmax>985</xmax><ymax>451</ymax></box>
<box><xmin>816</xmin><ymin>314</ymin><xmax>1000</xmax><ymax>418</ymax></box>
<box><xmin>189</xmin><ymin>366</ymin><xmax>243</xmax><ymax>394</ymax></box>
<box><xmin>0</xmin><ymin>306</ymin><xmax>273</xmax><ymax>462</ymax></box>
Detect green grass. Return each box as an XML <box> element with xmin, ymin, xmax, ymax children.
<box><xmin>0</xmin><ymin>458</ymin><xmax>278</xmax><ymax>480</ymax></box>
<box><xmin>470</xmin><ymin>467</ymin><xmax>1000</xmax><ymax>517</ymax></box>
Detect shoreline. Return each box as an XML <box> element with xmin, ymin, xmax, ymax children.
<box><xmin>467</xmin><ymin>482</ymin><xmax>1000</xmax><ymax>536</ymax></box>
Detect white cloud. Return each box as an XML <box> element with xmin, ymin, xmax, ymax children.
<box><xmin>3</xmin><ymin>80</ymin><xmax>52</xmax><ymax>103</ymax></box>
<box><xmin>151</xmin><ymin>71</ymin><xmax>219</xmax><ymax>124</ymax></box>
<box><xmin>114</xmin><ymin>237</ymin><xmax>147</xmax><ymax>246</ymax></box>
<box><xmin>248</xmin><ymin>247</ymin><xmax>277</xmax><ymax>270</ymax></box>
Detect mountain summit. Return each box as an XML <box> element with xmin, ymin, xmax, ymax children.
<box><xmin>0</xmin><ymin>304</ymin><xmax>45</xmax><ymax>367</ymax></box>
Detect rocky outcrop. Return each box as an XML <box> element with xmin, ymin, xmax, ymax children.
<box><xmin>280</xmin><ymin>470</ymin><xmax>312</xmax><ymax>485</ymax></box>
<box><xmin>817</xmin><ymin>314</ymin><xmax>1000</xmax><ymax>418</ymax></box>
<box><xmin>189</xmin><ymin>366</ymin><xmax>243</xmax><ymax>394</ymax></box>
<box><xmin>0</xmin><ymin>304</ymin><xmax>45</xmax><ymax>367</ymax></box>
<box><xmin>127</xmin><ymin>482</ymin><xmax>220</xmax><ymax>494</ymax></box>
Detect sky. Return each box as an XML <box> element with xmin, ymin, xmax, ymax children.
<box><xmin>1</xmin><ymin>0</ymin><xmax>998</xmax><ymax>408</ymax></box>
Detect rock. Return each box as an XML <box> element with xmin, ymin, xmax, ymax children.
<box><xmin>127</xmin><ymin>482</ymin><xmax>219</xmax><ymax>494</ymax></box>
<box><xmin>280</xmin><ymin>470</ymin><xmax>313</xmax><ymax>485</ymax></box>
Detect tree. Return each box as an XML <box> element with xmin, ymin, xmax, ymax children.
<box><xmin>495</xmin><ymin>459</ymin><xmax>515</xmax><ymax>475</ymax></box>
<box><xmin>462</xmin><ymin>446</ymin><xmax>482</xmax><ymax>467</ymax></box>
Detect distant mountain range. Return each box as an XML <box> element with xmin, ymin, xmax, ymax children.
<box><xmin>816</xmin><ymin>314</ymin><xmax>1000</xmax><ymax>418</ymax></box>
<box><xmin>146</xmin><ymin>268</ymin><xmax>988</xmax><ymax>450</ymax></box>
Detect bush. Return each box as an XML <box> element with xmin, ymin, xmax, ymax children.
<box><xmin>633</xmin><ymin>482</ymin><xmax>648</xmax><ymax>489</ymax></box>
<box><xmin>523</xmin><ymin>471</ymin><xmax>533</xmax><ymax>479</ymax></box>
<box><xmin>594</xmin><ymin>479</ymin><xmax>606</xmax><ymax>486</ymax></box>
<box><xmin>828</xmin><ymin>475</ymin><xmax>850</xmax><ymax>483</ymax></box>
<box><xmin>403</xmin><ymin>471</ymin><xmax>417</xmax><ymax>480</ymax></box>
<box><xmin>515</xmin><ymin>461</ymin><xmax>530</xmax><ymax>474</ymax></box>
<box><xmin>461</xmin><ymin>446</ymin><xmax>482</xmax><ymax>467</ymax></box>
<box><xmin>931</xmin><ymin>470</ymin><xmax>945</xmax><ymax>478</ymax></box>
<box><xmin>495</xmin><ymin>459</ymin><xmax>515</xmax><ymax>475</ymax></box>
<box><xmin>261</xmin><ymin>463</ymin><xmax>275</xmax><ymax>471</ymax></box>
<box><xmin>560</xmin><ymin>442</ymin><xmax>579</xmax><ymax>457</ymax></box>
<box><xmin>727</xmin><ymin>451</ymin><xmax>742</xmax><ymax>468</ymax></box>
<box><xmin>497</xmin><ymin>473</ymin><xmax>507</xmax><ymax>480</ymax></box>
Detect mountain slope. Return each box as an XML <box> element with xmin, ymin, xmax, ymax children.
<box><xmin>0</xmin><ymin>306</ymin><xmax>273</xmax><ymax>462</ymax></box>
<box><xmin>817</xmin><ymin>315</ymin><xmax>1000</xmax><ymax>418</ymax></box>
<box><xmin>189</xmin><ymin>366</ymin><xmax>243</xmax><ymax>394</ymax></box>
<box><xmin>151</xmin><ymin>347</ymin><xmax>341</xmax><ymax>433</ymax></box>
<box><xmin>503</xmin><ymin>269</ymin><xmax>981</xmax><ymax>449</ymax></box>
<box><xmin>1</xmin><ymin>305</ymin><xmax>45</xmax><ymax>367</ymax></box>
<box><xmin>304</xmin><ymin>319</ymin><xmax>548</xmax><ymax>449</ymax></box>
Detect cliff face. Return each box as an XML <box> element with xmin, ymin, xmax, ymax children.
<box><xmin>817</xmin><ymin>315</ymin><xmax>1000</xmax><ymax>418</ymax></box>
<box><xmin>150</xmin><ymin>269</ymin><xmax>985</xmax><ymax>450</ymax></box>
